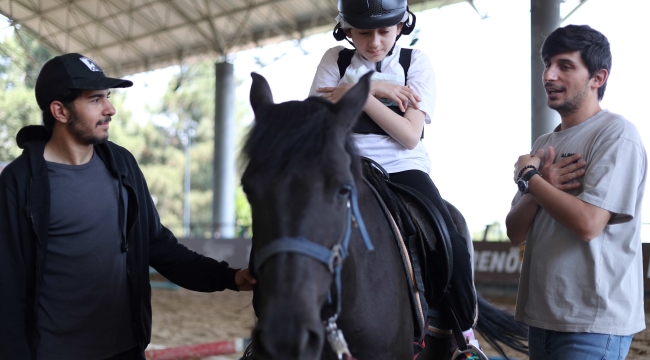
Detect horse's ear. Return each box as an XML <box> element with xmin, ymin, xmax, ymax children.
<box><xmin>250</xmin><ymin>72</ymin><xmax>274</xmax><ymax>115</ymax></box>
<box><xmin>332</xmin><ymin>71</ymin><xmax>373</xmax><ymax>130</ymax></box>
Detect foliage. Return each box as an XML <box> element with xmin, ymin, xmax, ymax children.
<box><xmin>471</xmin><ymin>221</ymin><xmax>507</xmax><ymax>242</ymax></box>
<box><xmin>0</xmin><ymin>29</ymin><xmax>56</xmax><ymax>161</ymax></box>
<box><xmin>145</xmin><ymin>62</ymin><xmax>253</xmax><ymax>237</ymax></box>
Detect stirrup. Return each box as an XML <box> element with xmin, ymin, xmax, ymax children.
<box><xmin>451</xmin><ymin>343</ymin><xmax>489</xmax><ymax>360</ymax></box>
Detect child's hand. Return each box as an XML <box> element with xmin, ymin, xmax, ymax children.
<box><xmin>370</xmin><ymin>82</ymin><xmax>421</xmax><ymax>112</ymax></box>
<box><xmin>316</xmin><ymin>84</ymin><xmax>354</xmax><ymax>104</ymax></box>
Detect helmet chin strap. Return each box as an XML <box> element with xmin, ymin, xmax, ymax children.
<box><xmin>345</xmin><ymin>37</ymin><xmax>356</xmax><ymax>49</ymax></box>
<box><xmin>387</xmin><ymin>38</ymin><xmax>399</xmax><ymax>57</ymax></box>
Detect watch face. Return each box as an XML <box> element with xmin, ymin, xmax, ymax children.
<box><xmin>517</xmin><ymin>179</ymin><xmax>527</xmax><ymax>193</ymax></box>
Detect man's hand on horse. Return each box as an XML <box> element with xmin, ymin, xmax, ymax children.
<box><xmin>317</xmin><ymin>84</ymin><xmax>354</xmax><ymax>104</ymax></box>
<box><xmin>235</xmin><ymin>268</ymin><xmax>257</xmax><ymax>291</ymax></box>
<box><xmin>513</xmin><ymin>149</ymin><xmax>544</xmax><ymax>183</ymax></box>
<box><xmin>540</xmin><ymin>146</ymin><xmax>586</xmax><ymax>191</ymax></box>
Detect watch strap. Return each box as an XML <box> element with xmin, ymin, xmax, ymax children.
<box><xmin>517</xmin><ymin>165</ymin><xmax>536</xmax><ymax>180</ymax></box>
<box><xmin>521</xmin><ymin>169</ymin><xmax>540</xmax><ymax>182</ymax></box>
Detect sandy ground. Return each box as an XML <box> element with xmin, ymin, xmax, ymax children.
<box><xmin>149</xmin><ymin>288</ymin><xmax>256</xmax><ymax>360</ymax></box>
<box><xmin>476</xmin><ymin>295</ymin><xmax>650</xmax><ymax>360</ymax></box>
<box><xmin>150</xmin><ymin>288</ymin><xmax>650</xmax><ymax>359</ymax></box>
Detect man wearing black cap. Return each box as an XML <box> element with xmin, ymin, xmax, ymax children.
<box><xmin>0</xmin><ymin>53</ymin><xmax>256</xmax><ymax>360</ymax></box>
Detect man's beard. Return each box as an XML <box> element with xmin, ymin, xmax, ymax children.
<box><xmin>547</xmin><ymin>80</ymin><xmax>590</xmax><ymax>115</ymax></box>
<box><xmin>67</xmin><ymin>106</ymin><xmax>110</xmax><ymax>145</ymax></box>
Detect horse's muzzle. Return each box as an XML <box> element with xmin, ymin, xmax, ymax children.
<box><xmin>253</xmin><ymin>315</ymin><xmax>324</xmax><ymax>360</ymax></box>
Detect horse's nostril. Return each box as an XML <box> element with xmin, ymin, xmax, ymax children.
<box><xmin>297</xmin><ymin>326</ymin><xmax>321</xmax><ymax>352</ymax></box>
<box><xmin>252</xmin><ymin>328</ymin><xmax>275</xmax><ymax>360</ymax></box>
<box><xmin>305</xmin><ymin>327</ymin><xmax>322</xmax><ymax>355</ymax></box>
<box><xmin>253</xmin><ymin>325</ymin><xmax>323</xmax><ymax>359</ymax></box>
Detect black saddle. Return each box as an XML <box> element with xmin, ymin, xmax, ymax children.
<box><xmin>361</xmin><ymin>158</ymin><xmax>456</xmax><ymax>346</ymax></box>
<box><xmin>361</xmin><ymin>158</ymin><xmax>454</xmax><ymax>300</ymax></box>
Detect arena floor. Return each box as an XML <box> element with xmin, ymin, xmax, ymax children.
<box><xmin>149</xmin><ymin>288</ymin><xmax>650</xmax><ymax>359</ymax></box>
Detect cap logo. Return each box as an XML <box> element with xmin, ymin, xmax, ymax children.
<box><xmin>79</xmin><ymin>57</ymin><xmax>103</xmax><ymax>72</ymax></box>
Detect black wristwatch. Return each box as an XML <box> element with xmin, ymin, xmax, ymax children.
<box><xmin>517</xmin><ymin>169</ymin><xmax>540</xmax><ymax>194</ymax></box>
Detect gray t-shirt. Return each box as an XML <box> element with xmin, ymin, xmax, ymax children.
<box><xmin>512</xmin><ymin>109</ymin><xmax>647</xmax><ymax>335</ymax></box>
<box><xmin>37</xmin><ymin>152</ymin><xmax>135</xmax><ymax>359</ymax></box>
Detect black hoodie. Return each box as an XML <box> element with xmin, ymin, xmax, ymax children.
<box><xmin>0</xmin><ymin>126</ymin><xmax>239</xmax><ymax>359</ymax></box>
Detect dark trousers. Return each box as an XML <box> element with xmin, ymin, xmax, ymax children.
<box><xmin>390</xmin><ymin>170</ymin><xmax>476</xmax><ymax>331</ymax></box>
<box><xmin>104</xmin><ymin>346</ymin><xmax>142</xmax><ymax>360</ymax></box>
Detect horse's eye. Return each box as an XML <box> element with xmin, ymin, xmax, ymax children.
<box><xmin>338</xmin><ymin>184</ymin><xmax>353</xmax><ymax>199</ymax></box>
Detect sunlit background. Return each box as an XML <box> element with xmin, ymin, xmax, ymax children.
<box><xmin>2</xmin><ymin>0</ymin><xmax>649</xmax><ymax>241</ymax></box>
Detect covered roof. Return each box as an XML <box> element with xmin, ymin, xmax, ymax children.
<box><xmin>1</xmin><ymin>0</ymin><xmax>465</xmax><ymax>76</ymax></box>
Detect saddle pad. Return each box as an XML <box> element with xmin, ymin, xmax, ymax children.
<box><xmin>386</xmin><ymin>182</ymin><xmax>454</xmax><ymax>292</ymax></box>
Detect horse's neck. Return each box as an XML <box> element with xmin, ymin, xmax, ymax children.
<box><xmin>333</xmin><ymin>180</ymin><xmax>413</xmax><ymax>358</ymax></box>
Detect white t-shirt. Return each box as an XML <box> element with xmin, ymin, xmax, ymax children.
<box><xmin>309</xmin><ymin>45</ymin><xmax>436</xmax><ymax>174</ymax></box>
<box><xmin>512</xmin><ymin>110</ymin><xmax>647</xmax><ymax>335</ymax></box>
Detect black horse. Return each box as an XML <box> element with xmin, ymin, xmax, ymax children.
<box><xmin>242</xmin><ymin>72</ymin><xmax>527</xmax><ymax>360</ymax></box>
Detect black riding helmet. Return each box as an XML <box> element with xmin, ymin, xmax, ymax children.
<box><xmin>333</xmin><ymin>0</ymin><xmax>416</xmax><ymax>41</ymax></box>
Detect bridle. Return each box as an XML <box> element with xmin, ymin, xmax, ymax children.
<box><xmin>253</xmin><ymin>184</ymin><xmax>374</xmax><ymax>360</ymax></box>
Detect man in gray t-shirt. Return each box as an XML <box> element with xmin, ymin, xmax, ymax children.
<box><xmin>506</xmin><ymin>25</ymin><xmax>646</xmax><ymax>360</ymax></box>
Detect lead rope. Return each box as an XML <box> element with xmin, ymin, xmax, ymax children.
<box><xmin>325</xmin><ymin>315</ymin><xmax>356</xmax><ymax>360</ymax></box>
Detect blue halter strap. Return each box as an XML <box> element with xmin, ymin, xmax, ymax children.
<box><xmin>253</xmin><ymin>184</ymin><xmax>373</xmax><ymax>317</ymax></box>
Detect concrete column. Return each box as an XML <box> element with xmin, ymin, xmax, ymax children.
<box><xmin>212</xmin><ymin>61</ymin><xmax>236</xmax><ymax>238</ymax></box>
<box><xmin>531</xmin><ymin>0</ymin><xmax>562</xmax><ymax>146</ymax></box>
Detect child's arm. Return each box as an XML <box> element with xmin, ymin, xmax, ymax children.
<box><xmin>317</xmin><ymin>82</ymin><xmax>425</xmax><ymax>149</ymax></box>
<box><xmin>309</xmin><ymin>47</ymin><xmax>345</xmax><ymax>97</ymax></box>
<box><xmin>363</xmin><ymin>96</ymin><xmax>425</xmax><ymax>150</ymax></box>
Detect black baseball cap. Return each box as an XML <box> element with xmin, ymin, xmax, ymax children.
<box><xmin>35</xmin><ymin>53</ymin><xmax>133</xmax><ymax>110</ymax></box>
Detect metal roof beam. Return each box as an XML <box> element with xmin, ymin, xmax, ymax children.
<box><xmin>8</xmin><ymin>0</ymin><xmax>114</xmax><ymax>66</ymax></box>
<box><xmin>102</xmin><ymin>0</ymin><xmax>181</xmax><ymax>53</ymax></box>
<box><xmin>0</xmin><ymin>0</ymin><xmax>465</xmax><ymax>76</ymax></box>
<box><xmin>165</xmin><ymin>0</ymin><xmax>220</xmax><ymax>54</ymax></box>
<box><xmin>10</xmin><ymin>0</ymin><xmax>164</xmax><ymax>27</ymax></box>
<box><xmin>201</xmin><ymin>0</ymin><xmax>226</xmax><ymax>55</ymax></box>
<box><xmin>35</xmin><ymin>0</ymin><xmax>289</xmax><ymax>57</ymax></box>
<box><xmin>60</xmin><ymin>0</ymin><xmax>150</xmax><ymax>61</ymax></box>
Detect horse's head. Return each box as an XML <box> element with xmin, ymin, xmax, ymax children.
<box><xmin>243</xmin><ymin>72</ymin><xmax>371</xmax><ymax>359</ymax></box>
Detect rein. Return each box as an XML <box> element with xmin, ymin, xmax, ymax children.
<box><xmin>253</xmin><ymin>184</ymin><xmax>374</xmax><ymax>360</ymax></box>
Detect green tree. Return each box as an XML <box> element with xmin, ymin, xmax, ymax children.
<box><xmin>147</xmin><ymin>62</ymin><xmax>253</xmax><ymax>237</ymax></box>
<box><xmin>0</xmin><ymin>29</ymin><xmax>56</xmax><ymax>161</ymax></box>
<box><xmin>472</xmin><ymin>221</ymin><xmax>507</xmax><ymax>242</ymax></box>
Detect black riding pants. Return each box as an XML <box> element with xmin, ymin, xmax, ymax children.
<box><xmin>390</xmin><ymin>170</ymin><xmax>477</xmax><ymax>332</ymax></box>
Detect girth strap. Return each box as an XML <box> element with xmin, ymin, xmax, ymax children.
<box><xmin>362</xmin><ymin>178</ymin><xmax>427</xmax><ymax>340</ymax></box>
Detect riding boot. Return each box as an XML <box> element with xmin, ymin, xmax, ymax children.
<box><xmin>417</xmin><ymin>334</ymin><xmax>452</xmax><ymax>360</ymax></box>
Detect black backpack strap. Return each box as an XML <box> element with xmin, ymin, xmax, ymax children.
<box><xmin>399</xmin><ymin>48</ymin><xmax>413</xmax><ymax>85</ymax></box>
<box><xmin>337</xmin><ymin>49</ymin><xmax>355</xmax><ymax>79</ymax></box>
<box><xmin>397</xmin><ymin>48</ymin><xmax>424</xmax><ymax>139</ymax></box>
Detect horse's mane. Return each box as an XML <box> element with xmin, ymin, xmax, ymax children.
<box><xmin>243</xmin><ymin>97</ymin><xmax>361</xmax><ymax>179</ymax></box>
